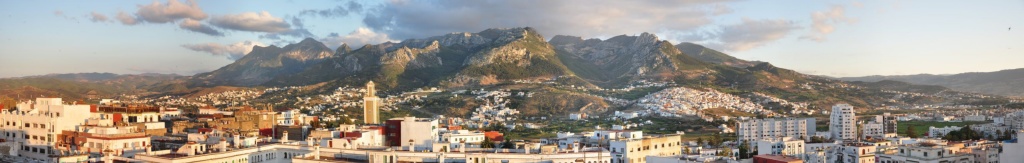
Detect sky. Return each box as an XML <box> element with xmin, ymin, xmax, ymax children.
<box><xmin>0</xmin><ymin>0</ymin><xmax>1021</xmax><ymax>78</ymax></box>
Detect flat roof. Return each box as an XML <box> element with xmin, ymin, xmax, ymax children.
<box><xmin>755</xmin><ymin>155</ymin><xmax>803</xmax><ymax>162</ymax></box>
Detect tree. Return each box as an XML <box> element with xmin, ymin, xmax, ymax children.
<box><xmin>720</xmin><ymin>147</ymin><xmax>733</xmax><ymax>157</ymax></box>
<box><xmin>809</xmin><ymin>136</ymin><xmax>826</xmax><ymax>143</ymax></box>
<box><xmin>907</xmin><ymin>125</ymin><xmax>920</xmax><ymax>138</ymax></box>
<box><xmin>696</xmin><ymin>137</ymin><xmax>705</xmax><ymax>147</ymax></box>
<box><xmin>737</xmin><ymin>141</ymin><xmax>750</xmax><ymax>159</ymax></box>
<box><xmin>684</xmin><ymin>146</ymin><xmax>691</xmax><ymax>154</ymax></box>
<box><xmin>997</xmin><ymin>130</ymin><xmax>1005</xmax><ymax>140</ymax></box>
<box><xmin>501</xmin><ymin>138</ymin><xmax>515</xmax><ymax>149</ymax></box>
<box><xmin>1005</xmin><ymin>129</ymin><xmax>1015</xmax><ymax>140</ymax></box>
<box><xmin>481</xmin><ymin>138</ymin><xmax>496</xmax><ymax>148</ymax></box>
<box><xmin>310</xmin><ymin>119</ymin><xmax>322</xmax><ymax>129</ymax></box>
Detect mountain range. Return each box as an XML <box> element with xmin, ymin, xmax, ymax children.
<box><xmin>196</xmin><ymin>27</ymin><xmax>789</xmax><ymax>91</ymax></box>
<box><xmin>0</xmin><ymin>73</ymin><xmax>184</xmax><ymax>99</ymax></box>
<box><xmin>840</xmin><ymin>68</ymin><xmax>1024</xmax><ymax>97</ymax></box>
<box><xmin>1</xmin><ymin>27</ymin><xmax>1009</xmax><ymax>113</ymax></box>
<box><xmin>178</xmin><ymin>27</ymin><xmax>989</xmax><ymax>109</ymax></box>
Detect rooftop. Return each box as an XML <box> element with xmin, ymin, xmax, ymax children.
<box><xmin>755</xmin><ymin>155</ymin><xmax>803</xmax><ymax>162</ymax></box>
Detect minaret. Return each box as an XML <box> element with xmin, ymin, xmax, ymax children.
<box><xmin>363</xmin><ymin>81</ymin><xmax>381</xmax><ymax>124</ymax></box>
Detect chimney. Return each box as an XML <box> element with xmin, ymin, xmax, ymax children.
<box><xmin>314</xmin><ymin>141</ymin><xmax>321</xmax><ymax>160</ymax></box>
<box><xmin>459</xmin><ymin>140</ymin><xmax>466</xmax><ymax>153</ymax></box>
<box><xmin>219</xmin><ymin>139</ymin><xmax>228</xmax><ymax>152</ymax></box>
<box><xmin>524</xmin><ymin>143</ymin><xmax>531</xmax><ymax>154</ymax></box>
<box><xmin>437</xmin><ymin>153</ymin><xmax>446</xmax><ymax>162</ymax></box>
<box><xmin>104</xmin><ymin>153</ymin><xmax>114</xmax><ymax>163</ymax></box>
<box><xmin>282</xmin><ymin>131</ymin><xmax>289</xmax><ymax>144</ymax></box>
<box><xmin>233</xmin><ymin>134</ymin><xmax>240</xmax><ymax>148</ymax></box>
<box><xmin>409</xmin><ymin>139</ymin><xmax>416</xmax><ymax>152</ymax></box>
<box><xmin>572</xmin><ymin>141</ymin><xmax>579</xmax><ymax>153</ymax></box>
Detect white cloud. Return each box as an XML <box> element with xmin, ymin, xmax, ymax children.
<box><xmin>801</xmin><ymin>5</ymin><xmax>856</xmax><ymax>42</ymax></box>
<box><xmin>320</xmin><ymin>27</ymin><xmax>395</xmax><ymax>48</ymax></box>
<box><xmin>179</xmin><ymin>19</ymin><xmax>223</xmax><ymax>36</ymax></box>
<box><xmin>299</xmin><ymin>1</ymin><xmax>364</xmax><ymax>18</ymax></box>
<box><xmin>181</xmin><ymin>41</ymin><xmax>265</xmax><ymax>60</ymax></box>
<box><xmin>690</xmin><ymin>18</ymin><xmax>801</xmax><ymax>52</ymax></box>
<box><xmin>210</xmin><ymin>11</ymin><xmax>291</xmax><ymax>33</ymax></box>
<box><xmin>89</xmin><ymin>12</ymin><xmax>109</xmax><ymax>22</ymax></box>
<box><xmin>136</xmin><ymin>0</ymin><xmax>208</xmax><ymax>23</ymax></box>
<box><xmin>116</xmin><ymin>11</ymin><xmax>140</xmax><ymax>25</ymax></box>
<box><xmin>362</xmin><ymin>0</ymin><xmax>735</xmax><ymax>40</ymax></box>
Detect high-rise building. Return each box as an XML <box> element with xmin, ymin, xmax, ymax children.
<box><xmin>863</xmin><ymin>114</ymin><xmax>898</xmax><ymax>139</ymax></box>
<box><xmin>830</xmin><ymin>104</ymin><xmax>857</xmax><ymax>141</ymax></box>
<box><xmin>736</xmin><ymin>118</ymin><xmax>815</xmax><ymax>142</ymax></box>
<box><xmin>882</xmin><ymin>113</ymin><xmax>898</xmax><ymax>134</ymax></box>
<box><xmin>363</xmin><ymin>81</ymin><xmax>380</xmax><ymax>124</ymax></box>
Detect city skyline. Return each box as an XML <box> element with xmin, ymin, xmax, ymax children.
<box><xmin>1</xmin><ymin>0</ymin><xmax>1022</xmax><ymax>78</ymax></box>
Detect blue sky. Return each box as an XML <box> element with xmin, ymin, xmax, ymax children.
<box><xmin>0</xmin><ymin>0</ymin><xmax>1021</xmax><ymax>78</ymax></box>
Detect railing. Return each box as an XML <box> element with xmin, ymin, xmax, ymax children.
<box><xmin>90</xmin><ymin>133</ymin><xmax>146</xmax><ymax>139</ymax></box>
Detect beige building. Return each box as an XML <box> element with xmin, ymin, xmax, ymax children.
<box><xmin>878</xmin><ymin>143</ymin><xmax>974</xmax><ymax>163</ymax></box>
<box><xmin>608</xmin><ymin>134</ymin><xmax>682</xmax><ymax>163</ymax></box>
<box><xmin>363</xmin><ymin>81</ymin><xmax>381</xmax><ymax>124</ymax></box>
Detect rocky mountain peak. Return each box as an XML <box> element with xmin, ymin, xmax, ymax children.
<box><xmin>336</xmin><ymin>43</ymin><xmax>352</xmax><ymax>54</ymax></box>
<box><xmin>189</xmin><ymin>38</ymin><xmax>336</xmax><ymax>86</ymax></box>
<box><xmin>636</xmin><ymin>32</ymin><xmax>660</xmax><ymax>45</ymax></box>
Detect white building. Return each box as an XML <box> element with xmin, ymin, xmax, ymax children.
<box><xmin>928</xmin><ymin>126</ymin><xmax>963</xmax><ymax>138</ymax></box>
<box><xmin>385</xmin><ymin>117</ymin><xmax>438</xmax><ymax>150</ymax></box>
<box><xmin>862</xmin><ymin>121</ymin><xmax>885</xmax><ymax>139</ymax></box>
<box><xmin>68</xmin><ymin>124</ymin><xmax>152</xmax><ymax>157</ymax></box>
<box><xmin>568</xmin><ymin>113</ymin><xmax>585</xmax><ymax>120</ymax></box>
<box><xmin>1000</xmin><ymin>130</ymin><xmax>1024</xmax><ymax>162</ymax></box>
<box><xmin>1</xmin><ymin>98</ymin><xmax>92</xmax><ymax>162</ymax></box>
<box><xmin>835</xmin><ymin>142</ymin><xmax>876</xmax><ymax>163</ymax></box>
<box><xmin>802</xmin><ymin>142</ymin><xmax>839</xmax><ymax>163</ymax></box>
<box><xmin>323</xmin><ymin>126</ymin><xmax>385</xmax><ymax>149</ymax></box>
<box><xmin>756</xmin><ymin>137</ymin><xmax>805</xmax><ymax>156</ymax></box>
<box><xmin>737</xmin><ymin>118</ymin><xmax>815</xmax><ymax>142</ymax></box>
<box><xmin>440</xmin><ymin>130</ymin><xmax>486</xmax><ymax>148</ymax></box>
<box><xmin>830</xmin><ymin>104</ymin><xmax>857</xmax><ymax>141</ymax></box>
<box><xmin>862</xmin><ymin>115</ymin><xmax>897</xmax><ymax>140</ymax></box>
<box><xmin>964</xmin><ymin>115</ymin><xmax>986</xmax><ymax>122</ymax></box>
<box><xmin>878</xmin><ymin>143</ymin><xmax>974</xmax><ymax>163</ymax></box>
<box><xmin>614</xmin><ymin>111</ymin><xmax>639</xmax><ymax>119</ymax></box>
<box><xmin>134</xmin><ymin>142</ymin><xmax>611</xmax><ymax>163</ymax></box>
<box><xmin>591</xmin><ymin>130</ymin><xmax>642</xmax><ymax>142</ymax></box>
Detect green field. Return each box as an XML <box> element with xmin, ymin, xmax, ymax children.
<box><xmin>896</xmin><ymin>120</ymin><xmax>990</xmax><ymax>137</ymax></box>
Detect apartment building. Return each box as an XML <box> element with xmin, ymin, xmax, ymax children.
<box><xmin>0</xmin><ymin>98</ymin><xmax>91</xmax><ymax>162</ymax></box>
<box><xmin>737</xmin><ymin>118</ymin><xmax>815</xmax><ymax>142</ymax></box>
<box><xmin>608</xmin><ymin>134</ymin><xmax>682</xmax><ymax>163</ymax></box>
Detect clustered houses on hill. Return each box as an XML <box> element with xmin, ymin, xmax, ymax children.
<box><xmin>637</xmin><ymin>87</ymin><xmax>774</xmax><ymax>117</ymax></box>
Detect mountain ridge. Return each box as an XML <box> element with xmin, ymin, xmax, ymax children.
<box><xmin>840</xmin><ymin>68</ymin><xmax>1024</xmax><ymax>97</ymax></box>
